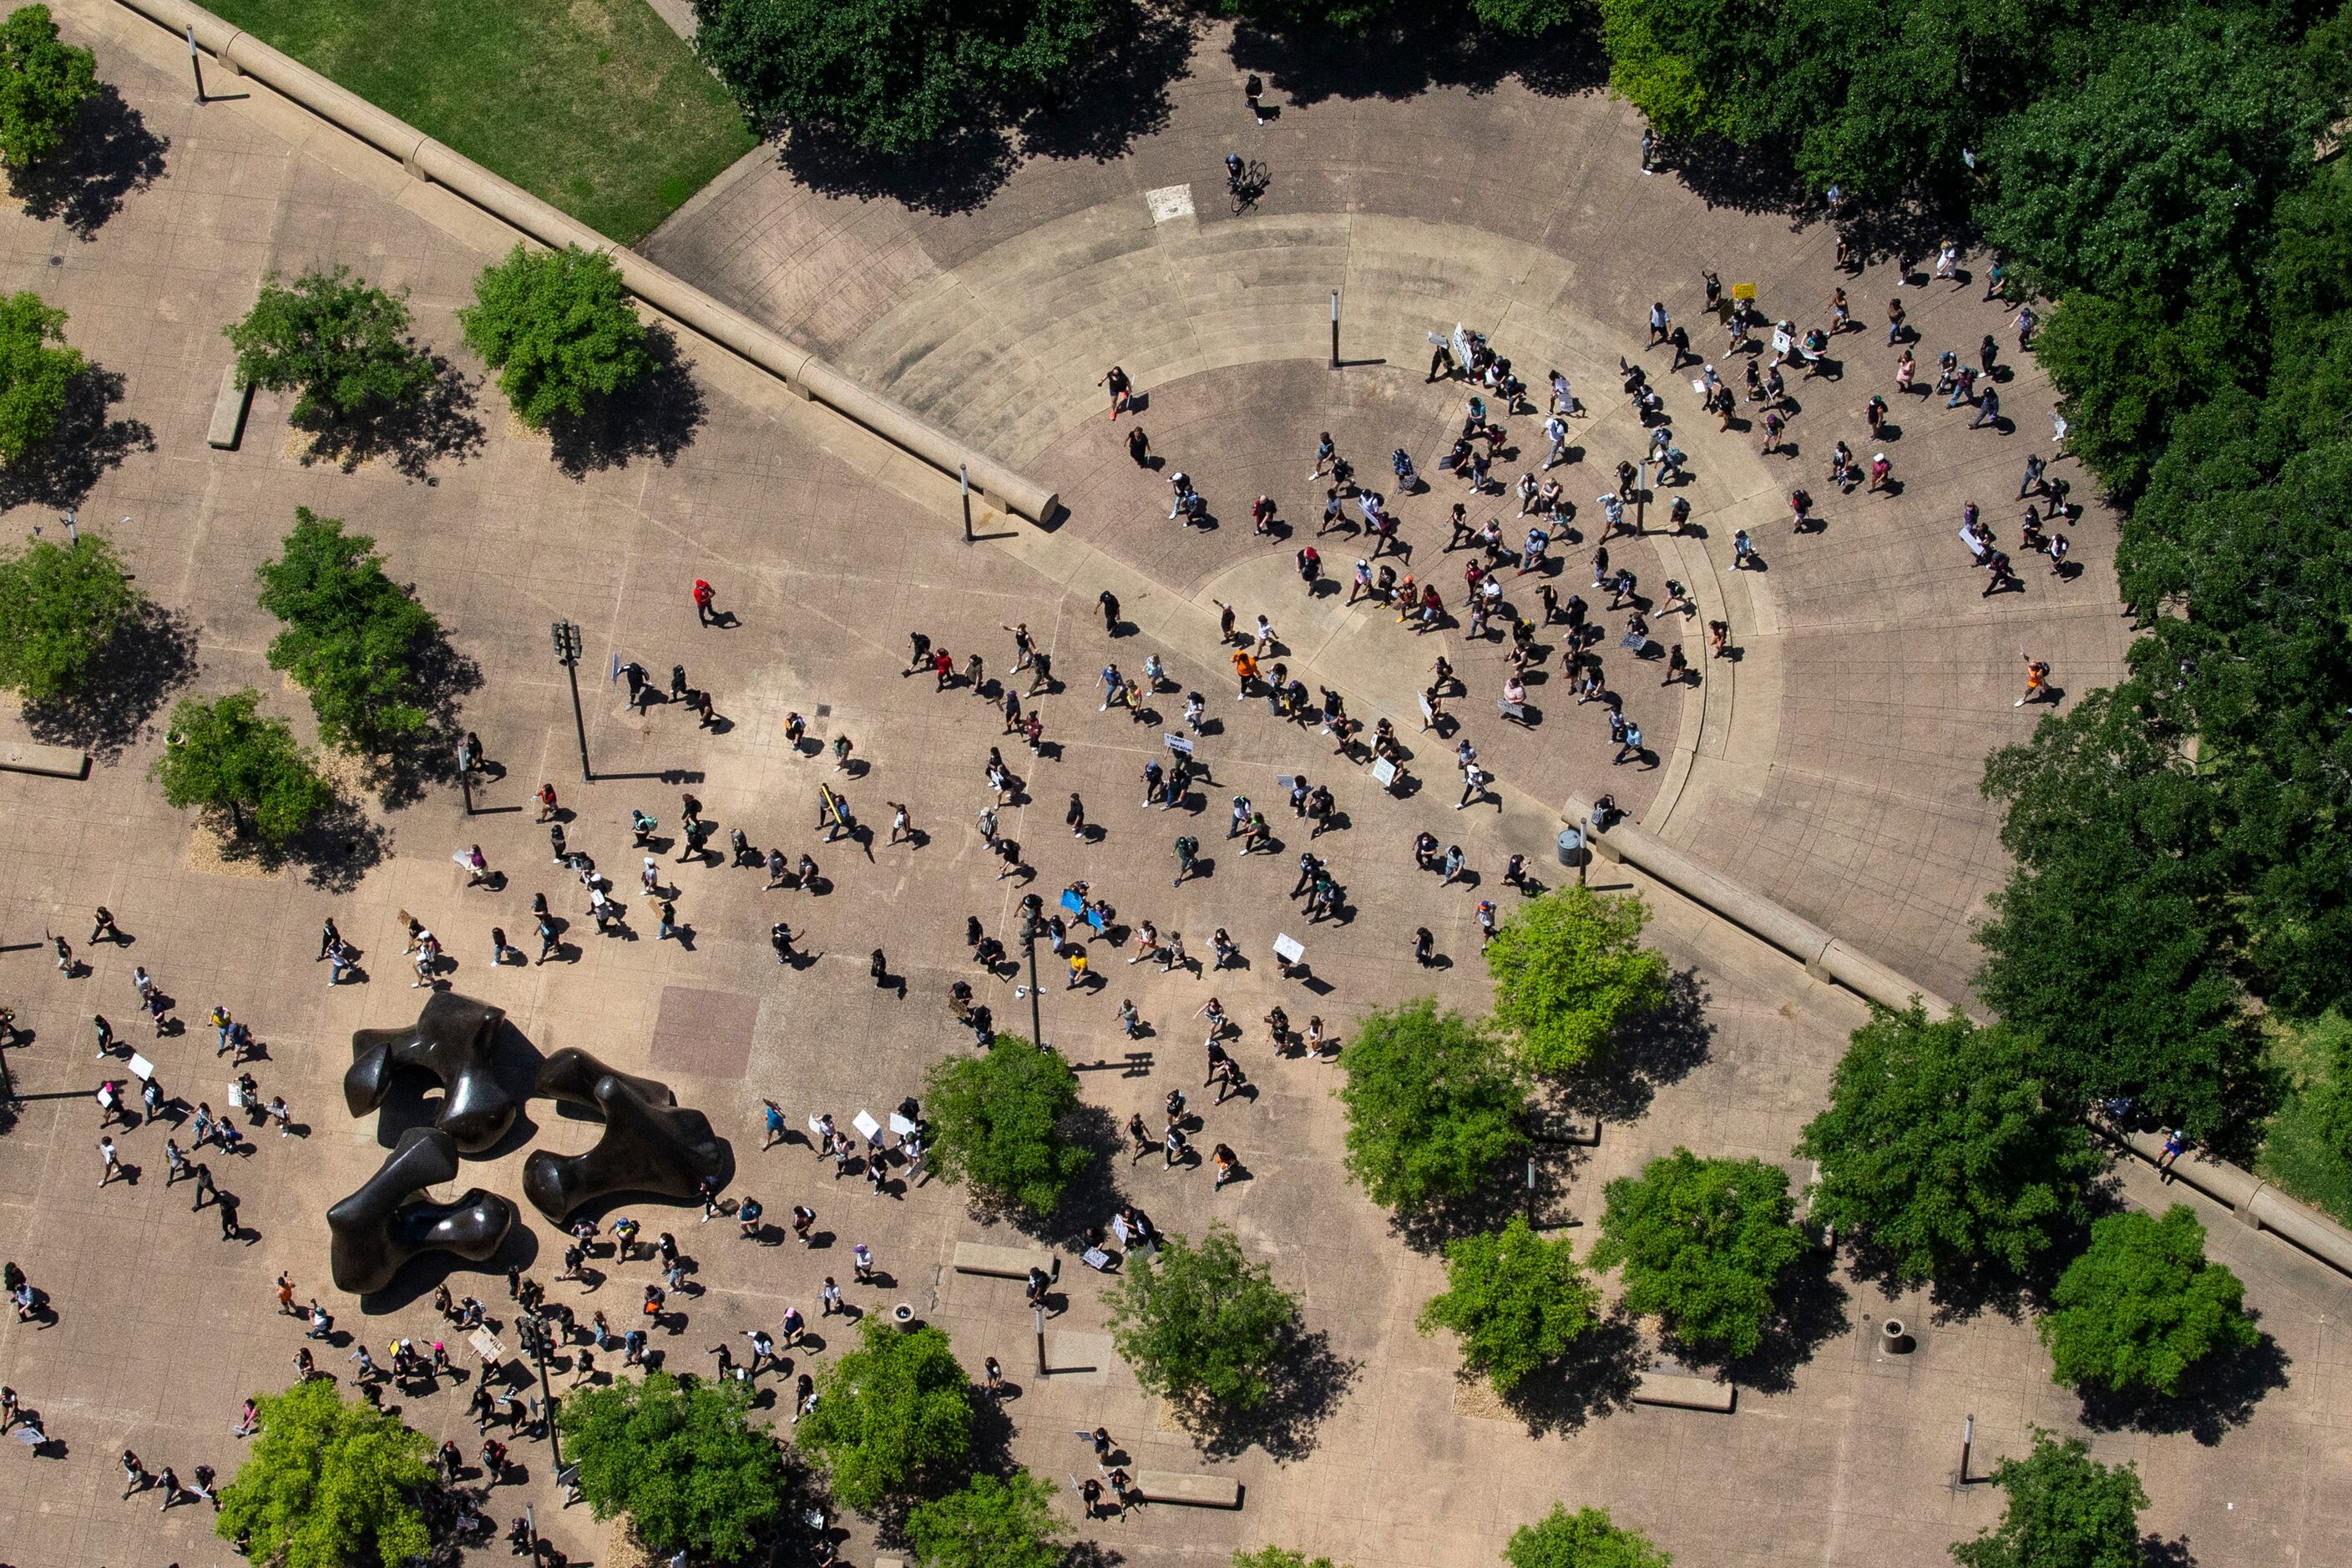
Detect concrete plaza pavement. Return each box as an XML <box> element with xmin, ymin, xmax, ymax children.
<box><xmin>0</xmin><ymin>7</ymin><xmax>2342</xmax><ymax>1568</ymax></box>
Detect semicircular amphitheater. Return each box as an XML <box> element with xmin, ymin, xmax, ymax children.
<box><xmin>650</xmin><ymin>59</ymin><xmax>2129</xmax><ymax>1007</ymax></box>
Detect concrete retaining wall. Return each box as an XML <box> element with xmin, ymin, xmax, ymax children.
<box><xmin>115</xmin><ymin>0</ymin><xmax>1060</xmax><ymax>524</ymax></box>
<box><xmin>1567</xmin><ymin>796</ymin><xmax>2352</xmax><ymax>1281</ymax></box>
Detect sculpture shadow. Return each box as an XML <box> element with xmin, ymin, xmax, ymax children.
<box><xmin>1554</xmin><ymin>966</ymin><xmax>1713</xmax><ymax>1124</ymax></box>
<box><xmin>2075</xmin><ymin>1328</ymin><xmax>2291</xmax><ymax>1449</ymax></box>
<box><xmin>545</xmin><ymin>326</ymin><xmax>706</xmax><ymax>479</ymax></box>
<box><xmin>8</xmin><ymin>86</ymin><xmax>168</xmax><ymax>239</ymax></box>
<box><xmin>0</xmin><ymin>365</ymin><xmax>152</xmax><ymax>509</ymax></box>
<box><xmin>18</xmin><ymin>599</ymin><xmax>195</xmax><ymax>762</ymax></box>
<box><xmin>293</xmin><ymin>356</ymin><xmax>484</xmax><ymax>483</ymax></box>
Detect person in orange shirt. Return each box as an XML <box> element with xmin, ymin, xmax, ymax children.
<box><xmin>2016</xmin><ymin>655</ymin><xmax>2051</xmax><ymax>708</ymax></box>
<box><xmin>1232</xmin><ymin>649</ymin><xmax>1259</xmax><ymax>694</ymax></box>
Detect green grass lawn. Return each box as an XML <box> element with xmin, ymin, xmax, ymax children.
<box><xmin>207</xmin><ymin>0</ymin><xmax>756</xmax><ymax>245</ymax></box>
<box><xmin>2258</xmin><ymin>1011</ymin><xmax>2352</xmax><ymax>1227</ymax></box>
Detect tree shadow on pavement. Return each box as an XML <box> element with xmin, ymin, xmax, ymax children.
<box><xmin>1495</xmin><ymin>1309</ymin><xmax>1643</xmax><ymax>1437</ymax></box>
<box><xmin>1698</xmin><ymin>1246</ymin><xmax>1850</xmax><ymax>1396</ymax></box>
<box><xmin>1182</xmin><ymin>1322</ymin><xmax>1358</xmax><ymax>1463</ymax></box>
<box><xmin>295</xmin><ymin>357</ymin><xmax>484</xmax><ymax>483</ymax></box>
<box><xmin>360</xmin><ymin>633</ymin><xmax>484</xmax><ymax>812</ymax></box>
<box><xmin>0</xmin><ymin>365</ymin><xmax>152</xmax><ymax>510</ymax></box>
<box><xmin>777</xmin><ymin>118</ymin><xmax>1023</xmax><ymax>218</ymax></box>
<box><xmin>546</xmin><ymin>326</ymin><xmax>706</xmax><ymax>480</ymax></box>
<box><xmin>1653</xmin><ymin>131</ymin><xmax>1807</xmax><ymax>220</ymax></box>
<box><xmin>7</xmin><ymin>86</ymin><xmax>169</xmax><ymax>240</ymax></box>
<box><xmin>1018</xmin><ymin>0</ymin><xmax>1199</xmax><ymax>164</ymax></box>
<box><xmin>1555</xmin><ymin>966</ymin><xmax>1713</xmax><ymax>1124</ymax></box>
<box><xmin>2075</xmin><ymin>1329</ymin><xmax>2291</xmax><ymax>1449</ymax></box>
<box><xmin>195</xmin><ymin>789</ymin><xmax>390</xmax><ymax>894</ymax></box>
<box><xmin>989</xmin><ymin>1102</ymin><xmax>1126</xmax><ymax>1246</ymax></box>
<box><xmin>19</xmin><ymin>599</ymin><xmax>196</xmax><ymax>763</ymax></box>
<box><xmin>1227</xmin><ymin>7</ymin><xmax>1606</xmax><ymax>108</ymax></box>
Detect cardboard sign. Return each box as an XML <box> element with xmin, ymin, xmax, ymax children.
<box><xmin>888</xmin><ymin>1112</ymin><xmax>918</xmax><ymax>1136</ymax></box>
<box><xmin>1371</xmin><ymin>757</ymin><xmax>1399</xmax><ymax>787</ymax></box>
<box><xmin>852</xmin><ymin>1110</ymin><xmax>882</xmax><ymax>1142</ymax></box>
<box><xmin>469</xmin><ymin>1329</ymin><xmax>505</xmax><ymax>1363</ymax></box>
<box><xmin>128</xmin><ymin>1052</ymin><xmax>156</xmax><ymax>1081</ymax></box>
<box><xmin>1732</xmin><ymin>282</ymin><xmax>1757</xmax><ymax>301</ymax></box>
<box><xmin>1163</xmin><ymin>733</ymin><xmax>1194</xmax><ymax>756</ymax></box>
<box><xmin>1771</xmin><ymin>328</ymin><xmax>1793</xmax><ymax>357</ymax></box>
<box><xmin>1418</xmin><ymin>692</ymin><xmax>1436</xmax><ymax>725</ymax></box>
<box><xmin>1272</xmin><ymin>933</ymin><xmax>1306</xmax><ymax>965</ymax></box>
<box><xmin>1498</xmin><ymin>701</ymin><xmax>1528</xmax><ymax>721</ymax></box>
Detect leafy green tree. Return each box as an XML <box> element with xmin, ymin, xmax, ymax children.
<box><xmin>1949</xmin><ymin>1429</ymin><xmax>2147</xmax><ymax>1568</ymax></box>
<box><xmin>692</xmin><ymin>0</ymin><xmax>1103</xmax><ymax>154</ymax></box>
<box><xmin>794</xmin><ymin>1318</ymin><xmax>974</xmax><ymax>1515</ymax></box>
<box><xmin>559</xmin><ymin>1369</ymin><xmax>785</xmax><ymax>1559</ymax></box>
<box><xmin>254</xmin><ymin>508</ymin><xmax>438</xmax><ymax>755</ymax></box>
<box><xmin>1980</xmin><ymin>13</ymin><xmax>2319</xmax><ymax>301</ymax></box>
<box><xmin>1795</xmin><ymin>1004</ymin><xmax>2101</xmax><ymax>1287</ymax></box>
<box><xmin>0</xmin><ymin>5</ymin><xmax>95</xmax><ymax>171</ymax></box>
<box><xmin>1106</xmin><ymin>1223</ymin><xmax>1299</xmax><ymax>1414</ymax></box>
<box><xmin>1590</xmin><ymin>1149</ymin><xmax>1803</xmax><ymax>1358</ymax></box>
<box><xmin>921</xmin><ymin>1034</ymin><xmax>1093</xmax><ymax>1216</ymax></box>
<box><xmin>214</xmin><ymin>1378</ymin><xmax>433</xmax><ymax>1568</ymax></box>
<box><xmin>1235</xmin><ymin>1549</ymin><xmax>1343</xmax><ymax>1568</ymax></box>
<box><xmin>458</xmin><ymin>244</ymin><xmax>651</xmax><ymax>429</ymax></box>
<box><xmin>2258</xmin><ymin>1011</ymin><xmax>2352</xmax><ymax>1225</ymax></box>
<box><xmin>152</xmin><ymin>690</ymin><xmax>333</xmax><ymax>843</ymax></box>
<box><xmin>0</xmin><ymin>286</ymin><xmax>82</xmax><ymax>464</ymax></box>
<box><xmin>1504</xmin><ymin>1502</ymin><xmax>1673</xmax><ymax>1568</ymax></box>
<box><xmin>0</xmin><ymin>532</ymin><xmax>134</xmax><ymax>701</ymax></box>
<box><xmin>1469</xmin><ymin>0</ymin><xmax>1581</xmax><ymax>37</ymax></box>
<box><xmin>1485</xmin><ymin>887</ymin><xmax>1668</xmax><ymax>1073</ymax></box>
<box><xmin>1975</xmin><ymin>689</ymin><xmax>2272</xmax><ymax>1144</ymax></box>
<box><xmin>225</xmin><ymin>266</ymin><xmax>435</xmax><ymax>427</ymax></box>
<box><xmin>2040</xmin><ymin>1205</ymin><xmax>2258</xmax><ymax>1399</ymax></box>
<box><xmin>1338</xmin><ymin>998</ymin><xmax>1528</xmax><ymax>1211</ymax></box>
<box><xmin>1591</xmin><ymin>0</ymin><xmax>1753</xmax><ymax>140</ymax></box>
<box><xmin>904</xmin><ymin>1470</ymin><xmax>1061</xmax><ymax>1568</ymax></box>
<box><xmin>1418</xmin><ymin>1215</ymin><xmax>1599</xmax><ymax>1394</ymax></box>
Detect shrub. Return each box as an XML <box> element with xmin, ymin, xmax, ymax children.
<box><xmin>920</xmin><ymin>1034</ymin><xmax>1093</xmax><ymax>1216</ymax></box>
<box><xmin>1485</xmin><ymin>887</ymin><xmax>1668</xmax><ymax>1073</ymax></box>
<box><xmin>793</xmin><ymin>1318</ymin><xmax>973</xmax><ymax>1515</ymax></box>
<box><xmin>1106</xmin><ymin>1223</ymin><xmax>1298</xmax><ymax>1414</ymax></box>
<box><xmin>1418</xmin><ymin>1215</ymin><xmax>1599</xmax><ymax>1394</ymax></box>
<box><xmin>225</xmin><ymin>266</ymin><xmax>435</xmax><ymax>426</ymax></box>
<box><xmin>458</xmin><ymin>244</ymin><xmax>651</xmax><ymax>428</ymax></box>
<box><xmin>1590</xmin><ymin>1149</ymin><xmax>1803</xmax><ymax>1359</ymax></box>
<box><xmin>1338</xmin><ymin>998</ymin><xmax>1528</xmax><ymax>1211</ymax></box>
<box><xmin>151</xmin><ymin>689</ymin><xmax>333</xmax><ymax>843</ymax></box>
<box><xmin>559</xmin><ymin>1369</ymin><xmax>786</xmax><ymax>1559</ymax></box>
<box><xmin>0</xmin><ymin>531</ymin><xmax>134</xmax><ymax>701</ymax></box>
<box><xmin>2040</xmin><ymin>1205</ymin><xmax>2258</xmax><ymax>1398</ymax></box>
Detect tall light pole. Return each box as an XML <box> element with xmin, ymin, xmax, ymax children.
<box><xmin>1017</xmin><ymin>894</ymin><xmax>1045</xmax><ymax>1048</ymax></box>
<box><xmin>522</xmin><ymin>1313</ymin><xmax>563</xmax><ymax>1470</ymax></box>
<box><xmin>960</xmin><ymin>463</ymin><xmax>974</xmax><ymax>545</ymax></box>
<box><xmin>550</xmin><ymin>620</ymin><xmax>589</xmax><ymax>782</ymax></box>
<box><xmin>1328</xmin><ymin>290</ymin><xmax>1340</xmax><ymax>370</ymax></box>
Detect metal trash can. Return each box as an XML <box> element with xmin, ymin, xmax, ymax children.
<box><xmin>1556</xmin><ymin>827</ymin><xmax>1584</xmax><ymax>867</ymax></box>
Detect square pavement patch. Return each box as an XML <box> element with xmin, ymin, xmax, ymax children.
<box><xmin>1045</xmin><ymin>1330</ymin><xmax>1115</xmax><ymax>1385</ymax></box>
<box><xmin>1146</xmin><ymin>184</ymin><xmax>1195</xmax><ymax>224</ymax></box>
<box><xmin>649</xmin><ymin>985</ymin><xmax>761</xmax><ymax>1079</ymax></box>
